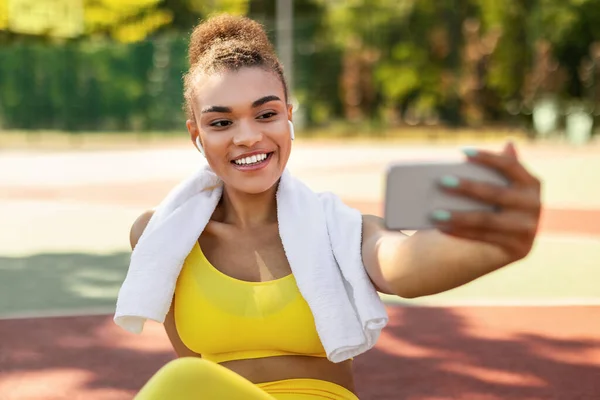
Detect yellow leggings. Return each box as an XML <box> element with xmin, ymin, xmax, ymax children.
<box><xmin>135</xmin><ymin>357</ymin><xmax>359</xmax><ymax>400</ymax></box>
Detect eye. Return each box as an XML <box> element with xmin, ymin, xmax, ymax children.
<box><xmin>257</xmin><ymin>112</ymin><xmax>277</xmax><ymax>120</ymax></box>
<box><xmin>210</xmin><ymin>120</ymin><xmax>232</xmax><ymax>128</ymax></box>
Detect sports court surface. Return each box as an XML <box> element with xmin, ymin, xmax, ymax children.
<box><xmin>1</xmin><ymin>139</ymin><xmax>599</xmax><ymax>399</ymax></box>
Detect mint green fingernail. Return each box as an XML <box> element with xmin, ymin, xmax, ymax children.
<box><xmin>440</xmin><ymin>175</ymin><xmax>460</xmax><ymax>188</ymax></box>
<box><xmin>431</xmin><ymin>210</ymin><xmax>452</xmax><ymax>221</ymax></box>
<box><xmin>462</xmin><ymin>148</ymin><xmax>478</xmax><ymax>157</ymax></box>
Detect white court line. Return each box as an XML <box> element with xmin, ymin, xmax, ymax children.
<box><xmin>0</xmin><ymin>307</ymin><xmax>114</xmax><ymax>321</ymax></box>
<box><xmin>3</xmin><ymin>298</ymin><xmax>600</xmax><ymax>321</ymax></box>
<box><xmin>381</xmin><ymin>297</ymin><xmax>600</xmax><ymax>307</ymax></box>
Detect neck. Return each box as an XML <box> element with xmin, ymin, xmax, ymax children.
<box><xmin>218</xmin><ymin>182</ymin><xmax>279</xmax><ymax>229</ymax></box>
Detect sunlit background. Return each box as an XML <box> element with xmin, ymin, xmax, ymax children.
<box><xmin>1</xmin><ymin>1</ymin><xmax>599</xmax><ymax>399</ymax></box>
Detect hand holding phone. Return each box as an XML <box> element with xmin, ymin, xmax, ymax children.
<box><xmin>383</xmin><ymin>142</ymin><xmax>542</xmax><ymax>263</ymax></box>
<box><xmin>384</xmin><ymin>159</ymin><xmax>509</xmax><ymax>230</ymax></box>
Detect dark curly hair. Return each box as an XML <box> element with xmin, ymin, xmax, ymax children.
<box><xmin>183</xmin><ymin>14</ymin><xmax>288</xmax><ymax>119</ymax></box>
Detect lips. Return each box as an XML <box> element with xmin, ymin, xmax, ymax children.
<box><xmin>230</xmin><ymin>151</ymin><xmax>274</xmax><ymax>171</ymax></box>
<box><xmin>231</xmin><ymin>151</ymin><xmax>271</xmax><ymax>165</ymax></box>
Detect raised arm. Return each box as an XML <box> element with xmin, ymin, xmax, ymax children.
<box><xmin>361</xmin><ymin>143</ymin><xmax>542</xmax><ymax>298</ymax></box>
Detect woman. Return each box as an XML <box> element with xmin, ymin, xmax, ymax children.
<box><xmin>129</xmin><ymin>14</ymin><xmax>542</xmax><ymax>400</ymax></box>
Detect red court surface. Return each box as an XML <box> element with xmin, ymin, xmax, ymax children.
<box><xmin>1</xmin><ymin>306</ymin><xmax>599</xmax><ymax>400</ymax></box>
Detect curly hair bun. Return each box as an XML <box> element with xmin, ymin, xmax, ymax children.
<box><xmin>188</xmin><ymin>14</ymin><xmax>275</xmax><ymax>66</ymax></box>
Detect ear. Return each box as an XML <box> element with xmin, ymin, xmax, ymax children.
<box><xmin>186</xmin><ymin>119</ymin><xmax>204</xmax><ymax>155</ymax></box>
<box><xmin>186</xmin><ymin>119</ymin><xmax>198</xmax><ymax>142</ymax></box>
<box><xmin>287</xmin><ymin>103</ymin><xmax>293</xmax><ymax>122</ymax></box>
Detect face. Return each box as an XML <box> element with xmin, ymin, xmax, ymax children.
<box><xmin>187</xmin><ymin>67</ymin><xmax>293</xmax><ymax>195</ymax></box>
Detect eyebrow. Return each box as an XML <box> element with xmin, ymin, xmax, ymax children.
<box><xmin>201</xmin><ymin>105</ymin><xmax>231</xmax><ymax>114</ymax></box>
<box><xmin>200</xmin><ymin>95</ymin><xmax>282</xmax><ymax>114</ymax></box>
<box><xmin>251</xmin><ymin>95</ymin><xmax>282</xmax><ymax>108</ymax></box>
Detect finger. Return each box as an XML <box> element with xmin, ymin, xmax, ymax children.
<box><xmin>439</xmin><ymin>175</ymin><xmax>541</xmax><ymax>210</ymax></box>
<box><xmin>431</xmin><ymin>209</ymin><xmax>539</xmax><ymax>234</ymax></box>
<box><xmin>463</xmin><ymin>147</ymin><xmax>540</xmax><ymax>187</ymax></box>
<box><xmin>502</xmin><ymin>141</ymin><xmax>519</xmax><ymax>159</ymax></box>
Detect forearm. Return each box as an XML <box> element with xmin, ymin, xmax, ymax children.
<box><xmin>378</xmin><ymin>230</ymin><xmax>511</xmax><ymax>298</ymax></box>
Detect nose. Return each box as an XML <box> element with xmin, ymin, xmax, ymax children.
<box><xmin>232</xmin><ymin>121</ymin><xmax>263</xmax><ymax>147</ymax></box>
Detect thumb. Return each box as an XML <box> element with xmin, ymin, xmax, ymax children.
<box><xmin>503</xmin><ymin>140</ymin><xmax>519</xmax><ymax>159</ymax></box>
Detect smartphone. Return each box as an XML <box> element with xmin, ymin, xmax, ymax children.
<box><xmin>384</xmin><ymin>160</ymin><xmax>510</xmax><ymax>230</ymax></box>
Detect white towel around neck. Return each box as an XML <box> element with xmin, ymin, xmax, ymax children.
<box><xmin>114</xmin><ymin>164</ymin><xmax>388</xmax><ymax>363</ymax></box>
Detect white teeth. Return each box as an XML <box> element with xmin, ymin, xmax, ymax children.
<box><xmin>234</xmin><ymin>153</ymin><xmax>269</xmax><ymax>165</ymax></box>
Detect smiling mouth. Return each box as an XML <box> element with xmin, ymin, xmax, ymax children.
<box><xmin>231</xmin><ymin>152</ymin><xmax>274</xmax><ymax>167</ymax></box>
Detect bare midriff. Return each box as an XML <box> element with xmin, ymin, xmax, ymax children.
<box><xmin>220</xmin><ymin>356</ymin><xmax>355</xmax><ymax>393</ymax></box>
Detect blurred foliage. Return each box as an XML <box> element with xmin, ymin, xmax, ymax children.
<box><xmin>191</xmin><ymin>0</ymin><xmax>250</xmax><ymax>17</ymax></box>
<box><xmin>0</xmin><ymin>0</ymin><xmax>169</xmax><ymax>42</ymax></box>
<box><xmin>85</xmin><ymin>0</ymin><xmax>172</xmax><ymax>43</ymax></box>
<box><xmin>0</xmin><ymin>0</ymin><xmax>250</xmax><ymax>41</ymax></box>
<box><xmin>0</xmin><ymin>0</ymin><xmax>9</xmax><ymax>32</ymax></box>
<box><xmin>0</xmin><ymin>0</ymin><xmax>599</xmax><ymax>133</ymax></box>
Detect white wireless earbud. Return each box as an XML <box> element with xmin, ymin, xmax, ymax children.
<box><xmin>195</xmin><ymin>136</ymin><xmax>204</xmax><ymax>156</ymax></box>
<box><xmin>288</xmin><ymin>120</ymin><xmax>295</xmax><ymax>141</ymax></box>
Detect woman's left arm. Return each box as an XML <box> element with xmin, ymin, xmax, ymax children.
<box><xmin>361</xmin><ymin>142</ymin><xmax>543</xmax><ymax>298</ymax></box>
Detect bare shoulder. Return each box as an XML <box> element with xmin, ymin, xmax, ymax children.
<box><xmin>129</xmin><ymin>210</ymin><xmax>155</xmax><ymax>250</ymax></box>
<box><xmin>362</xmin><ymin>214</ymin><xmax>384</xmax><ymax>228</ymax></box>
<box><xmin>361</xmin><ymin>214</ymin><xmax>388</xmax><ymax>241</ymax></box>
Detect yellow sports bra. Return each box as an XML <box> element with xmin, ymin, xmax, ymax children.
<box><xmin>173</xmin><ymin>242</ymin><xmax>327</xmax><ymax>363</ymax></box>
